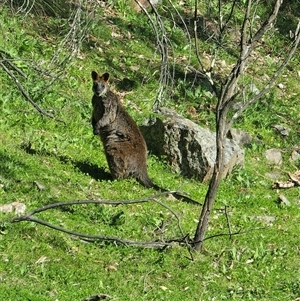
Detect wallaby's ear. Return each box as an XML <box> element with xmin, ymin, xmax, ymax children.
<box><xmin>91</xmin><ymin>71</ymin><xmax>98</xmax><ymax>80</ymax></box>
<box><xmin>101</xmin><ymin>73</ymin><xmax>109</xmax><ymax>82</ymax></box>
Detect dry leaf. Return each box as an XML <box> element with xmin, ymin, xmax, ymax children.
<box><xmin>160</xmin><ymin>286</ymin><xmax>168</xmax><ymax>291</ymax></box>
<box><xmin>105</xmin><ymin>265</ymin><xmax>118</xmax><ymax>271</ymax></box>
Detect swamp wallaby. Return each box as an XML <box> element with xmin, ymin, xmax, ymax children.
<box><xmin>91</xmin><ymin>71</ymin><xmax>154</xmax><ymax>187</ymax></box>
<box><xmin>91</xmin><ymin>71</ymin><xmax>199</xmax><ymax>205</ymax></box>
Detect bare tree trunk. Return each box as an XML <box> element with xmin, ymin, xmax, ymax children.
<box><xmin>138</xmin><ymin>0</ymin><xmax>299</xmax><ymax>252</ymax></box>
<box><xmin>193</xmin><ymin>89</ymin><xmax>228</xmax><ymax>251</ymax></box>
<box><xmin>192</xmin><ymin>0</ymin><xmax>299</xmax><ymax>251</ymax></box>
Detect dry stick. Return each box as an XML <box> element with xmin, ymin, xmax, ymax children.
<box><xmin>152</xmin><ymin>198</ymin><xmax>194</xmax><ymax>260</ymax></box>
<box><xmin>224</xmin><ymin>206</ymin><xmax>233</xmax><ymax>240</ymax></box>
<box><xmin>202</xmin><ymin>226</ymin><xmax>267</xmax><ymax>242</ymax></box>
<box><xmin>5</xmin><ymin>59</ymin><xmax>28</xmax><ymax>78</ymax></box>
<box><xmin>10</xmin><ymin>195</ymin><xmax>266</xmax><ymax>249</ymax></box>
<box><xmin>193</xmin><ymin>0</ymin><xmax>285</xmax><ymax>252</ymax></box>
<box><xmin>0</xmin><ymin>60</ymin><xmax>65</xmax><ymax>123</ymax></box>
<box><xmin>229</xmin><ymin>19</ymin><xmax>300</xmax><ymax>130</ymax></box>
<box><xmin>10</xmin><ymin>190</ymin><xmax>193</xmax><ymax>218</ymax></box>
<box><xmin>134</xmin><ymin>0</ymin><xmax>168</xmax><ymax>109</ymax></box>
<box><xmin>10</xmin><ymin>192</ymin><xmax>192</xmax><ymax>249</ymax></box>
<box><xmin>193</xmin><ymin>0</ymin><xmax>218</xmax><ymax>95</ymax></box>
<box><xmin>143</xmin><ymin>269</ymin><xmax>155</xmax><ymax>294</ymax></box>
<box><xmin>219</xmin><ymin>0</ymin><xmax>238</xmax><ymax>35</ymax></box>
<box><xmin>12</xmin><ymin>213</ymin><xmax>186</xmax><ymax>248</ymax></box>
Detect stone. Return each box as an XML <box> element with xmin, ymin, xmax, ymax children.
<box><xmin>278</xmin><ymin>194</ymin><xmax>291</xmax><ymax>206</ymax></box>
<box><xmin>290</xmin><ymin>149</ymin><xmax>300</xmax><ymax>162</ymax></box>
<box><xmin>0</xmin><ymin>202</ymin><xmax>26</xmax><ymax>215</ymax></box>
<box><xmin>140</xmin><ymin>108</ymin><xmax>244</xmax><ymax>182</ymax></box>
<box><xmin>256</xmin><ymin>216</ymin><xmax>276</xmax><ymax>226</ymax></box>
<box><xmin>272</xmin><ymin>124</ymin><xmax>290</xmax><ymax>137</ymax></box>
<box><xmin>227</xmin><ymin>128</ymin><xmax>252</xmax><ymax>147</ymax></box>
<box><xmin>265</xmin><ymin>148</ymin><xmax>282</xmax><ymax>165</ymax></box>
<box><xmin>249</xmin><ymin>83</ymin><xmax>260</xmax><ymax>95</ymax></box>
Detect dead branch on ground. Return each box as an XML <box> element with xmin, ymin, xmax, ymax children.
<box><xmin>8</xmin><ymin>193</ymin><xmax>269</xmax><ymax>256</ymax></box>
<box><xmin>10</xmin><ymin>192</ymin><xmax>193</xmax><ymax>251</ymax></box>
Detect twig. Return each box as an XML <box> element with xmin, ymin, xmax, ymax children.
<box><xmin>0</xmin><ymin>59</ymin><xmax>65</xmax><ymax>123</ymax></box>
<box><xmin>152</xmin><ymin>198</ymin><xmax>194</xmax><ymax>260</ymax></box>
<box><xmin>224</xmin><ymin>206</ymin><xmax>232</xmax><ymax>239</ymax></box>
<box><xmin>193</xmin><ymin>0</ymin><xmax>218</xmax><ymax>95</ymax></box>
<box><xmin>134</xmin><ymin>0</ymin><xmax>169</xmax><ymax>109</ymax></box>
<box><xmin>229</xmin><ymin>19</ymin><xmax>300</xmax><ymax>129</ymax></box>
<box><xmin>9</xmin><ymin>192</ymin><xmax>194</xmax><ymax>250</ymax></box>
<box><xmin>143</xmin><ymin>269</ymin><xmax>154</xmax><ymax>293</ymax></box>
<box><xmin>12</xmin><ymin>213</ymin><xmax>189</xmax><ymax>248</ymax></box>
<box><xmin>202</xmin><ymin>226</ymin><xmax>268</xmax><ymax>242</ymax></box>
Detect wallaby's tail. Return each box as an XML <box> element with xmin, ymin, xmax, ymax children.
<box><xmin>137</xmin><ymin>173</ymin><xmax>155</xmax><ymax>188</ymax></box>
<box><xmin>138</xmin><ymin>173</ymin><xmax>201</xmax><ymax>205</ymax></box>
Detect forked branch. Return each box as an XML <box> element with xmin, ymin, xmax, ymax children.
<box><xmin>0</xmin><ymin>56</ymin><xmax>65</xmax><ymax>123</ymax></box>
<box><xmin>193</xmin><ymin>0</ymin><xmax>295</xmax><ymax>252</ymax></box>
<box><xmin>10</xmin><ymin>192</ymin><xmax>192</xmax><ymax>250</ymax></box>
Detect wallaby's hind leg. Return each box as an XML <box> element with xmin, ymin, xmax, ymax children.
<box><xmin>105</xmin><ymin>148</ymin><xmax>127</xmax><ymax>180</ymax></box>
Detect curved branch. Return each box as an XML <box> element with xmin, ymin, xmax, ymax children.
<box><xmin>9</xmin><ymin>192</ymin><xmax>192</xmax><ymax>250</ymax></box>
<box><xmin>229</xmin><ymin>19</ymin><xmax>300</xmax><ymax>129</ymax></box>
<box><xmin>134</xmin><ymin>0</ymin><xmax>169</xmax><ymax>109</ymax></box>
<box><xmin>0</xmin><ymin>58</ymin><xmax>65</xmax><ymax>123</ymax></box>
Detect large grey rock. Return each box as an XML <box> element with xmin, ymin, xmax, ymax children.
<box><xmin>140</xmin><ymin>108</ymin><xmax>244</xmax><ymax>182</ymax></box>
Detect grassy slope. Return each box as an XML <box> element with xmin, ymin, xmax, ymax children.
<box><xmin>0</xmin><ymin>2</ymin><xmax>300</xmax><ymax>301</ymax></box>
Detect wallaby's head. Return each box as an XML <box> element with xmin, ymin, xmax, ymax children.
<box><xmin>91</xmin><ymin>71</ymin><xmax>109</xmax><ymax>97</ymax></box>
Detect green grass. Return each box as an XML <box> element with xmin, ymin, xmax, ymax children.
<box><xmin>1</xmin><ymin>1</ymin><xmax>300</xmax><ymax>300</ymax></box>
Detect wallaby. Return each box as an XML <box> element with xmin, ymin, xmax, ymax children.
<box><xmin>91</xmin><ymin>71</ymin><xmax>199</xmax><ymax>205</ymax></box>
<box><xmin>91</xmin><ymin>71</ymin><xmax>154</xmax><ymax>187</ymax></box>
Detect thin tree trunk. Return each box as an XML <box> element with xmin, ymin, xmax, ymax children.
<box><xmin>193</xmin><ymin>102</ymin><xmax>227</xmax><ymax>251</ymax></box>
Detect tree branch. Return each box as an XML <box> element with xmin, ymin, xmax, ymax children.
<box><xmin>0</xmin><ymin>58</ymin><xmax>65</xmax><ymax>123</ymax></box>
<box><xmin>134</xmin><ymin>0</ymin><xmax>169</xmax><ymax>109</ymax></box>
<box><xmin>9</xmin><ymin>192</ymin><xmax>192</xmax><ymax>250</ymax></box>
<box><xmin>229</xmin><ymin>19</ymin><xmax>300</xmax><ymax>129</ymax></box>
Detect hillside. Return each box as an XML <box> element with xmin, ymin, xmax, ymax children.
<box><xmin>0</xmin><ymin>1</ymin><xmax>300</xmax><ymax>300</ymax></box>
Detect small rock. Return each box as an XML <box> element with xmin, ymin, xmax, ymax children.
<box><xmin>33</xmin><ymin>180</ymin><xmax>45</xmax><ymax>191</ymax></box>
<box><xmin>232</xmin><ymin>102</ymin><xmax>243</xmax><ymax>111</ymax></box>
<box><xmin>227</xmin><ymin>128</ymin><xmax>252</xmax><ymax>147</ymax></box>
<box><xmin>265</xmin><ymin>172</ymin><xmax>281</xmax><ymax>180</ymax></box>
<box><xmin>265</xmin><ymin>149</ymin><xmax>282</xmax><ymax>165</ymax></box>
<box><xmin>290</xmin><ymin>150</ymin><xmax>300</xmax><ymax>162</ymax></box>
<box><xmin>82</xmin><ymin>294</ymin><xmax>111</xmax><ymax>301</ymax></box>
<box><xmin>249</xmin><ymin>83</ymin><xmax>260</xmax><ymax>95</ymax></box>
<box><xmin>0</xmin><ymin>202</ymin><xmax>26</xmax><ymax>215</ymax></box>
<box><xmin>256</xmin><ymin>216</ymin><xmax>276</xmax><ymax>226</ymax></box>
<box><xmin>272</xmin><ymin>124</ymin><xmax>290</xmax><ymax>137</ymax></box>
<box><xmin>278</xmin><ymin>194</ymin><xmax>290</xmax><ymax>206</ymax></box>
<box><xmin>277</xmin><ymin>83</ymin><xmax>286</xmax><ymax>90</ymax></box>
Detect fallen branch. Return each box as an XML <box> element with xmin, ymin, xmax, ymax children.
<box><xmin>0</xmin><ymin>56</ymin><xmax>65</xmax><ymax>123</ymax></box>
<box><xmin>9</xmin><ymin>192</ymin><xmax>192</xmax><ymax>249</ymax></box>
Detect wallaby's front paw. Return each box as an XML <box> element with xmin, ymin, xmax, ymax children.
<box><xmin>93</xmin><ymin>128</ymin><xmax>100</xmax><ymax>135</ymax></box>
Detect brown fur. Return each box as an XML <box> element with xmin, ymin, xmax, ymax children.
<box><xmin>91</xmin><ymin>71</ymin><xmax>153</xmax><ymax>188</ymax></box>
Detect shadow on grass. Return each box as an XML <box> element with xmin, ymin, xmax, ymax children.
<box><xmin>73</xmin><ymin>160</ymin><xmax>112</xmax><ymax>182</ymax></box>
<box><xmin>20</xmin><ymin>142</ymin><xmax>112</xmax><ymax>182</ymax></box>
<box><xmin>0</xmin><ymin>150</ymin><xmax>28</xmax><ymax>182</ymax></box>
